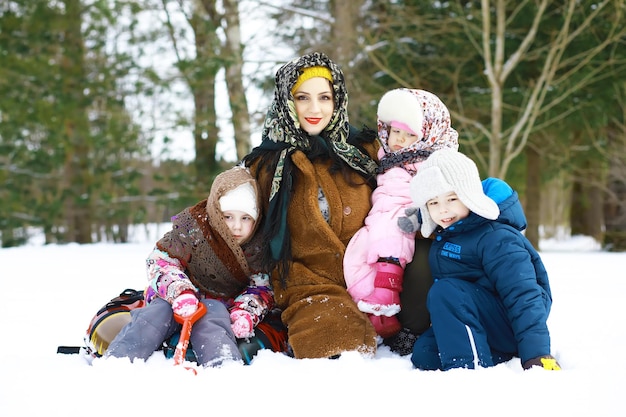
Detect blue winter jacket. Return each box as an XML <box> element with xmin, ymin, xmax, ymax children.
<box><xmin>428</xmin><ymin>177</ymin><xmax>553</xmax><ymax>362</ymax></box>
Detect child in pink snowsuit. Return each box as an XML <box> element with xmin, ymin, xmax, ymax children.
<box><xmin>344</xmin><ymin>88</ymin><xmax>459</xmax><ymax>338</ymax></box>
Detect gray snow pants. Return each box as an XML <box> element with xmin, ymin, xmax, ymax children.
<box><xmin>105</xmin><ymin>297</ymin><xmax>242</xmax><ymax>367</ymax></box>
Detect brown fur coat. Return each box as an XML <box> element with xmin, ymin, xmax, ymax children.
<box><xmin>250</xmin><ymin>142</ymin><xmax>379</xmax><ymax>359</ymax></box>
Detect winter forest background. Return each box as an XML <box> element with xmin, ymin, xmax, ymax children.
<box><xmin>2</xmin><ymin>0</ymin><xmax>626</xmax><ymax>250</ymax></box>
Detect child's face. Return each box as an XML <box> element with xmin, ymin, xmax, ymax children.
<box><xmin>426</xmin><ymin>192</ymin><xmax>470</xmax><ymax>229</ymax></box>
<box><xmin>293</xmin><ymin>77</ymin><xmax>335</xmax><ymax>135</ymax></box>
<box><xmin>222</xmin><ymin>210</ymin><xmax>256</xmax><ymax>244</ymax></box>
<box><xmin>388</xmin><ymin>127</ymin><xmax>418</xmax><ymax>152</ymax></box>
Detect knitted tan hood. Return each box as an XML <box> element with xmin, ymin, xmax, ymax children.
<box><xmin>206</xmin><ymin>165</ymin><xmax>262</xmax><ymax>276</ymax></box>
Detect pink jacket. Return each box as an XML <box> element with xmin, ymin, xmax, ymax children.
<box><xmin>343</xmin><ymin>153</ymin><xmax>420</xmax><ymax>302</ymax></box>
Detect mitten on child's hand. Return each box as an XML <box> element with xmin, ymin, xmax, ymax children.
<box><xmin>397</xmin><ymin>207</ymin><xmax>420</xmax><ymax>233</ymax></box>
<box><xmin>358</xmin><ymin>261</ymin><xmax>403</xmax><ymax>316</ymax></box>
<box><xmin>230</xmin><ymin>309</ymin><xmax>254</xmax><ymax>339</ymax></box>
<box><xmin>172</xmin><ymin>291</ymin><xmax>198</xmax><ymax>317</ymax></box>
<box><xmin>523</xmin><ymin>355</ymin><xmax>561</xmax><ymax>370</ymax></box>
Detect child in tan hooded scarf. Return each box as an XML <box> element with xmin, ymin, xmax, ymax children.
<box><xmin>105</xmin><ymin>166</ymin><xmax>274</xmax><ymax>367</ymax></box>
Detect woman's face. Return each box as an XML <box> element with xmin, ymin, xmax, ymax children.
<box><xmin>292</xmin><ymin>77</ymin><xmax>335</xmax><ymax>135</ymax></box>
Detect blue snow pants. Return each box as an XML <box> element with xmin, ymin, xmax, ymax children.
<box><xmin>106</xmin><ymin>297</ymin><xmax>241</xmax><ymax>367</ymax></box>
<box><xmin>411</xmin><ymin>278</ymin><xmax>517</xmax><ymax>370</ymax></box>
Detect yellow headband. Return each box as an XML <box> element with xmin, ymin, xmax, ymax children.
<box><xmin>291</xmin><ymin>66</ymin><xmax>333</xmax><ymax>95</ymax></box>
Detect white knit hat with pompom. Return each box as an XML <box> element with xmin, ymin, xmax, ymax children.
<box><xmin>410</xmin><ymin>149</ymin><xmax>499</xmax><ymax>236</ymax></box>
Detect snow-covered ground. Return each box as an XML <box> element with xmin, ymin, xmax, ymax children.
<box><xmin>1</xmin><ymin>226</ymin><xmax>624</xmax><ymax>417</ymax></box>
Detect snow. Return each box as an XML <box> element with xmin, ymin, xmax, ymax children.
<box><xmin>1</xmin><ymin>226</ymin><xmax>624</xmax><ymax>417</ymax></box>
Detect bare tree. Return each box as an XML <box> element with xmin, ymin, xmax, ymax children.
<box><xmin>462</xmin><ymin>0</ymin><xmax>625</xmax><ymax>248</ymax></box>
<box><xmin>160</xmin><ymin>0</ymin><xmax>252</xmax><ymax>187</ymax></box>
<box><xmin>458</xmin><ymin>0</ymin><xmax>626</xmax><ymax>178</ymax></box>
<box><xmin>159</xmin><ymin>0</ymin><xmax>221</xmax><ymax>191</ymax></box>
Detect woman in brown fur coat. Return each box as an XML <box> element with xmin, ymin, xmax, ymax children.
<box><xmin>242</xmin><ymin>52</ymin><xmax>381</xmax><ymax>359</ymax></box>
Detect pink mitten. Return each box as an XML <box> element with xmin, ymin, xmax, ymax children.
<box><xmin>230</xmin><ymin>309</ymin><xmax>254</xmax><ymax>339</ymax></box>
<box><xmin>172</xmin><ymin>291</ymin><xmax>198</xmax><ymax>317</ymax></box>
<box><xmin>359</xmin><ymin>262</ymin><xmax>404</xmax><ymax>316</ymax></box>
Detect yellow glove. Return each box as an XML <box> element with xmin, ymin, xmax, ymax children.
<box><xmin>523</xmin><ymin>355</ymin><xmax>561</xmax><ymax>370</ymax></box>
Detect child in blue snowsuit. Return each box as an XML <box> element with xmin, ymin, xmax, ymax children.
<box><xmin>398</xmin><ymin>149</ymin><xmax>560</xmax><ymax>371</ymax></box>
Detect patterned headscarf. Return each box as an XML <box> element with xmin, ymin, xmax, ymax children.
<box><xmin>376</xmin><ymin>88</ymin><xmax>459</xmax><ymax>174</ymax></box>
<box><xmin>261</xmin><ymin>52</ymin><xmax>377</xmax><ymax>200</ymax></box>
<box><xmin>247</xmin><ymin>52</ymin><xmax>377</xmax><ymax>263</ymax></box>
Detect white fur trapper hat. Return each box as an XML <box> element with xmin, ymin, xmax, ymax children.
<box><xmin>410</xmin><ymin>149</ymin><xmax>500</xmax><ymax>236</ymax></box>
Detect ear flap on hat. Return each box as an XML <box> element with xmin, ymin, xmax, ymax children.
<box><xmin>410</xmin><ymin>166</ymin><xmax>454</xmax><ymax>237</ymax></box>
<box><xmin>418</xmin><ymin>207</ymin><xmax>439</xmax><ymax>238</ymax></box>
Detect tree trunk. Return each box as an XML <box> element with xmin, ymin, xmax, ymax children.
<box><xmin>331</xmin><ymin>0</ymin><xmax>363</xmax><ymax>120</ymax></box>
<box><xmin>190</xmin><ymin>1</ymin><xmax>222</xmax><ymax>192</ymax></box>
<box><xmin>61</xmin><ymin>0</ymin><xmax>92</xmax><ymax>244</ymax></box>
<box><xmin>222</xmin><ymin>0</ymin><xmax>251</xmax><ymax>160</ymax></box>
<box><xmin>570</xmin><ymin>157</ymin><xmax>604</xmax><ymax>241</ymax></box>
<box><xmin>603</xmin><ymin>123</ymin><xmax>626</xmax><ymax>250</ymax></box>
<box><xmin>525</xmin><ymin>146</ymin><xmax>541</xmax><ymax>249</ymax></box>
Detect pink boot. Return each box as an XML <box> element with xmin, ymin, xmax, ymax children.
<box><xmin>368</xmin><ymin>314</ymin><xmax>401</xmax><ymax>338</ymax></box>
